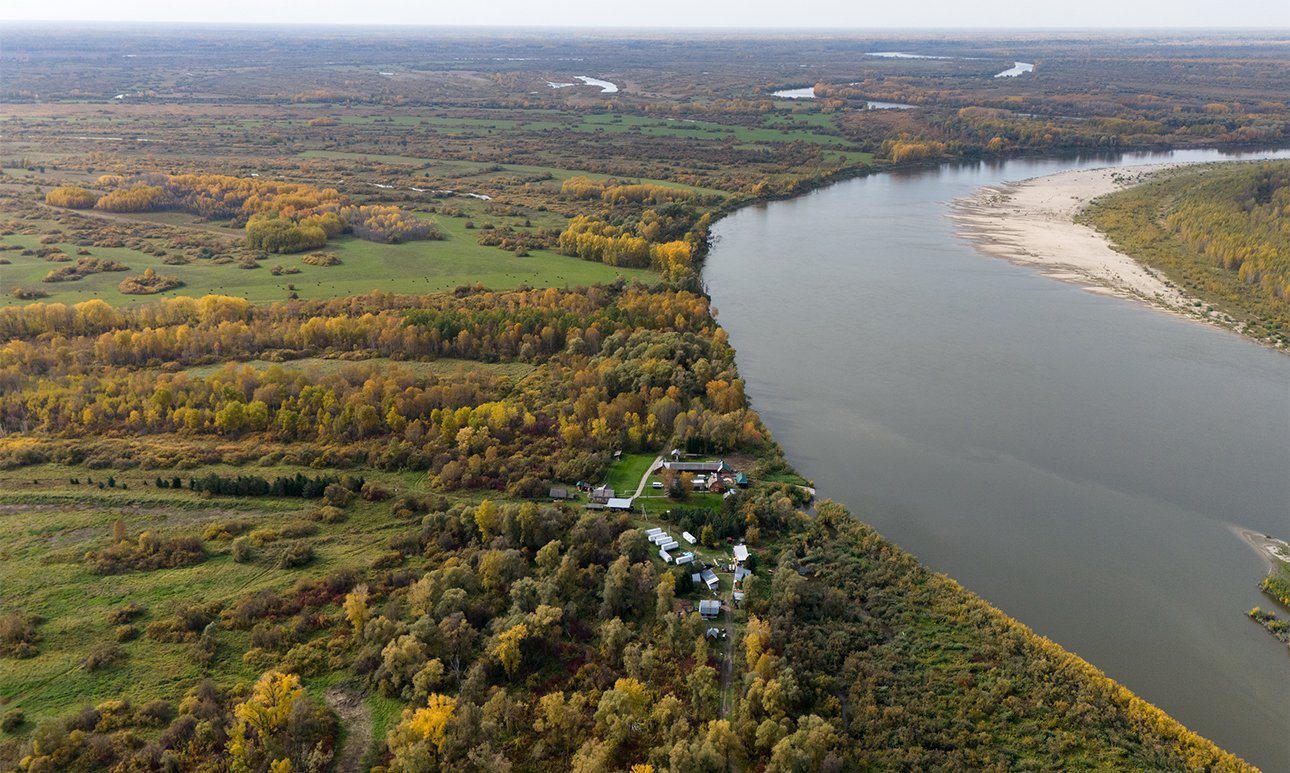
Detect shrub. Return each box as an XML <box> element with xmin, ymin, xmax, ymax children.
<box><xmin>0</xmin><ymin>710</ymin><xmax>23</xmax><ymax>733</ymax></box>
<box><xmin>277</xmin><ymin>540</ymin><xmax>315</xmax><ymax>569</ymax></box>
<box><xmin>83</xmin><ymin>643</ymin><xmax>126</xmax><ymax>670</ymax></box>
<box><xmin>0</xmin><ymin>612</ymin><xmax>40</xmax><ymax>658</ymax></box>
<box><xmin>85</xmin><ymin>532</ymin><xmax>205</xmax><ymax>574</ymax></box>
<box><xmin>300</xmin><ymin>252</ymin><xmax>341</xmax><ymax>266</ymax></box>
<box><xmin>118</xmin><ymin>268</ymin><xmax>182</xmax><ymax>295</ymax></box>
<box><xmin>107</xmin><ymin>602</ymin><xmax>147</xmax><ymax>625</ymax></box>
<box><xmin>323</xmin><ymin>483</ymin><xmax>355</xmax><ymax>508</ymax></box>
<box><xmin>231</xmin><ymin>536</ymin><xmax>253</xmax><ymax>563</ymax></box>
<box><xmin>45</xmin><ymin>186</ymin><xmax>99</xmax><ymax>209</ymax></box>
<box><xmin>115</xmin><ymin>624</ymin><xmax>140</xmax><ymax>642</ymax></box>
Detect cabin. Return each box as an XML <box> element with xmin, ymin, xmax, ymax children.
<box><xmin>591</xmin><ymin>485</ymin><xmax>614</xmax><ymax>503</ymax></box>
<box><xmin>606</xmin><ymin>497</ymin><xmax>633</xmax><ymax>511</ymax></box>
<box><xmin>732</xmin><ymin>544</ymin><xmax>749</xmax><ymax>563</ymax></box>
<box><xmin>700</xmin><ymin>569</ymin><xmax>719</xmax><ymax>591</ymax></box>
<box><xmin>698</xmin><ymin>599</ymin><xmax>722</xmax><ymax>619</ymax></box>
<box><xmin>649</xmin><ymin>532</ymin><xmax>672</xmax><ymax>545</ymax></box>
<box><xmin>659</xmin><ymin>548</ymin><xmax>673</xmax><ymax>563</ymax></box>
<box><xmin>735</xmin><ymin>472</ymin><xmax>749</xmax><ymax>487</ymax></box>
<box><xmin>705</xmin><ymin>626</ymin><xmax>722</xmax><ymax>639</ymax></box>
<box><xmin>682</xmin><ymin>531</ymin><xmax>697</xmax><ymax>545</ymax></box>
<box><xmin>645</xmin><ymin>527</ymin><xmax>664</xmax><ymax>537</ymax></box>
<box><xmin>659</xmin><ymin>539</ymin><xmax>679</xmax><ymax>551</ymax></box>
<box><xmin>549</xmin><ymin>486</ymin><xmax>572</xmax><ymax>500</ymax></box>
<box><xmin>706</xmin><ymin>478</ymin><xmax>725</xmax><ymax>494</ymax></box>
<box><xmin>675</xmin><ymin>552</ymin><xmax>695</xmax><ymax>566</ymax></box>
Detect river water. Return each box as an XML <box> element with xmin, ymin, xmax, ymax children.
<box><xmin>704</xmin><ymin>148</ymin><xmax>1290</xmax><ymax>771</ymax></box>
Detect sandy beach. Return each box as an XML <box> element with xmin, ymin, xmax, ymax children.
<box><xmin>951</xmin><ymin>164</ymin><xmax>1237</xmax><ymax>328</ymax></box>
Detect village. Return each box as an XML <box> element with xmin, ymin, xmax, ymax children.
<box><xmin>547</xmin><ymin>449</ymin><xmax>760</xmax><ymax>646</ymax></box>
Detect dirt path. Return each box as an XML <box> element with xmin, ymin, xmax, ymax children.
<box><xmin>719</xmin><ymin>604</ymin><xmax>735</xmax><ymax>718</ymax></box>
<box><xmin>325</xmin><ymin>686</ymin><xmax>373</xmax><ymax>773</ymax></box>
<box><xmin>630</xmin><ymin>455</ymin><xmax>663</xmax><ymax>500</ymax></box>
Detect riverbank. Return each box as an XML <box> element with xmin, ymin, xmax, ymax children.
<box><xmin>950</xmin><ymin>164</ymin><xmax>1240</xmax><ymax>331</ymax></box>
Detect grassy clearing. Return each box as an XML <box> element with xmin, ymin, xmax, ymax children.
<box><xmin>0</xmin><ymin>465</ymin><xmax>428</xmax><ymax>729</ymax></box>
<box><xmin>0</xmin><ymin>225</ymin><xmax>655</xmax><ymax>307</ymax></box>
<box><xmin>602</xmin><ymin>453</ymin><xmax>658</xmax><ymax>495</ymax></box>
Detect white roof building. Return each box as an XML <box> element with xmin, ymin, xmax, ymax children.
<box><xmin>698</xmin><ymin>599</ymin><xmax>722</xmax><ymax>618</ymax></box>
<box><xmin>659</xmin><ymin>548</ymin><xmax>673</xmax><ymax>563</ymax></box>
<box><xmin>659</xmin><ymin>539</ymin><xmax>679</xmax><ymax>551</ymax></box>
<box><xmin>682</xmin><ymin>531</ymin><xmax>696</xmax><ymax>544</ymax></box>
<box><xmin>606</xmin><ymin>497</ymin><xmax>634</xmax><ymax>510</ymax></box>
<box><xmin>733</xmin><ymin>544</ymin><xmax>749</xmax><ymax>562</ymax></box>
<box><xmin>675</xmin><ymin>552</ymin><xmax>694</xmax><ymax>565</ymax></box>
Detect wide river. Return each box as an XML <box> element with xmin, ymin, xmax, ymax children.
<box><xmin>704</xmin><ymin>148</ymin><xmax>1290</xmax><ymax>771</ymax></box>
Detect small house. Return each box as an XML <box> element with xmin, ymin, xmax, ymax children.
<box><xmin>682</xmin><ymin>531</ymin><xmax>696</xmax><ymax>545</ymax></box>
<box><xmin>549</xmin><ymin>486</ymin><xmax>571</xmax><ymax>500</ymax></box>
<box><xmin>649</xmin><ymin>532</ymin><xmax>672</xmax><ymax>545</ymax></box>
<box><xmin>700</xmin><ymin>569</ymin><xmax>719</xmax><ymax>591</ymax></box>
<box><xmin>645</xmin><ymin>527</ymin><xmax>664</xmax><ymax>537</ymax></box>
<box><xmin>659</xmin><ymin>548</ymin><xmax>673</xmax><ymax>563</ymax></box>
<box><xmin>698</xmin><ymin>599</ymin><xmax>722</xmax><ymax>619</ymax></box>
<box><xmin>606</xmin><ymin>497</ymin><xmax>633</xmax><ymax>511</ymax></box>
<box><xmin>675</xmin><ymin>552</ymin><xmax>695</xmax><ymax>566</ymax></box>
<box><xmin>733</xmin><ymin>544</ymin><xmax>749</xmax><ymax>563</ymax></box>
<box><xmin>735</xmin><ymin>567</ymin><xmax>753</xmax><ymax>584</ymax></box>
<box><xmin>735</xmin><ymin>472</ymin><xmax>749</xmax><ymax>487</ymax></box>
<box><xmin>659</xmin><ymin>539</ymin><xmax>679</xmax><ymax>551</ymax></box>
<box><xmin>691</xmin><ymin>572</ymin><xmax>703</xmax><ymax>585</ymax></box>
<box><xmin>705</xmin><ymin>627</ymin><xmax>722</xmax><ymax>639</ymax></box>
<box><xmin>591</xmin><ymin>485</ymin><xmax>614</xmax><ymax>503</ymax></box>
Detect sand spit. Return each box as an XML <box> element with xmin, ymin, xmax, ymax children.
<box><xmin>951</xmin><ymin>164</ymin><xmax>1239</xmax><ymax>330</ymax></box>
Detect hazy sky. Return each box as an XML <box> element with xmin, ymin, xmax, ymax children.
<box><xmin>2</xmin><ymin>0</ymin><xmax>1288</xmax><ymax>28</ymax></box>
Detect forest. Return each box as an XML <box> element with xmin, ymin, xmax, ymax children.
<box><xmin>1080</xmin><ymin>160</ymin><xmax>1290</xmax><ymax>345</ymax></box>
<box><xmin>0</xmin><ymin>25</ymin><xmax>1277</xmax><ymax>773</ymax></box>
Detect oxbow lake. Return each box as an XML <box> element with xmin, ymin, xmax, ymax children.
<box><xmin>704</xmin><ymin>148</ymin><xmax>1290</xmax><ymax>771</ymax></box>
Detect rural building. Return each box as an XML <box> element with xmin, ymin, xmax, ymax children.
<box><xmin>663</xmin><ymin>460</ymin><xmax>732</xmax><ymax>474</ymax></box>
<box><xmin>733</xmin><ymin>544</ymin><xmax>749</xmax><ymax>562</ymax></box>
<box><xmin>700</xmin><ymin>568</ymin><xmax>719</xmax><ymax>590</ymax></box>
<box><xmin>735</xmin><ymin>567</ymin><xmax>753</xmax><ymax>584</ymax></box>
<box><xmin>606</xmin><ymin>497</ymin><xmax>633</xmax><ymax>511</ymax></box>
<box><xmin>549</xmin><ymin>486</ymin><xmax>571</xmax><ymax>500</ymax></box>
<box><xmin>659</xmin><ymin>548</ymin><xmax>673</xmax><ymax>563</ymax></box>
<box><xmin>649</xmin><ymin>532</ymin><xmax>672</xmax><ymax>545</ymax></box>
<box><xmin>675</xmin><ymin>552</ymin><xmax>695</xmax><ymax>565</ymax></box>
<box><xmin>705</xmin><ymin>627</ymin><xmax>722</xmax><ymax>639</ymax></box>
<box><xmin>645</xmin><ymin>527</ymin><xmax>664</xmax><ymax>537</ymax></box>
<box><xmin>591</xmin><ymin>485</ymin><xmax>614</xmax><ymax>503</ymax></box>
<box><xmin>682</xmin><ymin>531</ymin><xmax>696</xmax><ymax>544</ymax></box>
<box><xmin>698</xmin><ymin>599</ymin><xmax>722</xmax><ymax>618</ymax></box>
<box><xmin>659</xmin><ymin>539</ymin><xmax>679</xmax><ymax>551</ymax></box>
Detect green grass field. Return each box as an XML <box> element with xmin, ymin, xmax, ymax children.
<box><xmin>602</xmin><ymin>453</ymin><xmax>658</xmax><ymax>495</ymax></box>
<box><xmin>0</xmin><ymin>220</ymin><xmax>656</xmax><ymax>307</ymax></box>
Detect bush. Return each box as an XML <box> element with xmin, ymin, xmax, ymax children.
<box><xmin>118</xmin><ymin>268</ymin><xmax>182</xmax><ymax>295</ymax></box>
<box><xmin>300</xmin><ymin>252</ymin><xmax>341</xmax><ymax>266</ymax></box>
<box><xmin>85</xmin><ymin>532</ymin><xmax>205</xmax><ymax>574</ymax></box>
<box><xmin>0</xmin><ymin>710</ymin><xmax>23</xmax><ymax>733</ymax></box>
<box><xmin>115</xmin><ymin>624</ymin><xmax>140</xmax><ymax>642</ymax></box>
<box><xmin>277</xmin><ymin>540</ymin><xmax>315</xmax><ymax>569</ymax></box>
<box><xmin>0</xmin><ymin>612</ymin><xmax>40</xmax><ymax>658</ymax></box>
<box><xmin>231</xmin><ymin>536</ymin><xmax>253</xmax><ymax>563</ymax></box>
<box><xmin>83</xmin><ymin>643</ymin><xmax>126</xmax><ymax>671</ymax></box>
<box><xmin>45</xmin><ymin>186</ymin><xmax>99</xmax><ymax>208</ymax></box>
<box><xmin>323</xmin><ymin>483</ymin><xmax>355</xmax><ymax>508</ymax></box>
<box><xmin>107</xmin><ymin>602</ymin><xmax>147</xmax><ymax>625</ymax></box>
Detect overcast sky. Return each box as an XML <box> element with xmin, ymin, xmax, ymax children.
<box><xmin>2</xmin><ymin>0</ymin><xmax>1288</xmax><ymax>28</ymax></box>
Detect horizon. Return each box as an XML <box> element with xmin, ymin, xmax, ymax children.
<box><xmin>3</xmin><ymin>0</ymin><xmax>1289</xmax><ymax>30</ymax></box>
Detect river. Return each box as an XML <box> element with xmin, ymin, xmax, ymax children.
<box><xmin>704</xmin><ymin>148</ymin><xmax>1290</xmax><ymax>771</ymax></box>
